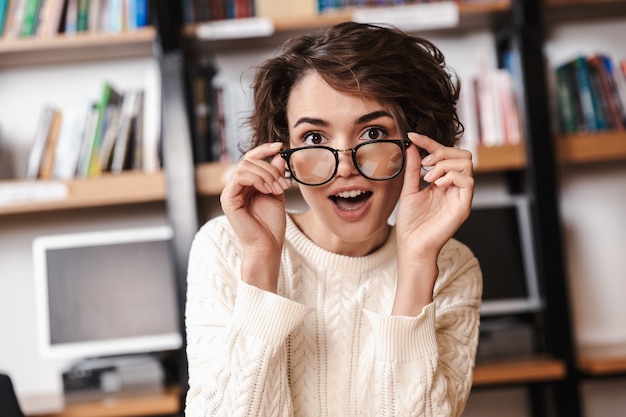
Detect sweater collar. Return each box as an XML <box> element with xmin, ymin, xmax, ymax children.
<box><xmin>285</xmin><ymin>213</ymin><xmax>397</xmax><ymax>274</ymax></box>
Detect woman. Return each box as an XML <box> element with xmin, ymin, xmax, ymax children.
<box><xmin>185</xmin><ymin>21</ymin><xmax>481</xmax><ymax>417</ymax></box>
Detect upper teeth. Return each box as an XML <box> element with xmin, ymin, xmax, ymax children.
<box><xmin>335</xmin><ymin>190</ymin><xmax>364</xmax><ymax>198</ymax></box>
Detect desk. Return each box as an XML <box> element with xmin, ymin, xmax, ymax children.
<box><xmin>31</xmin><ymin>387</ymin><xmax>181</xmax><ymax>417</ymax></box>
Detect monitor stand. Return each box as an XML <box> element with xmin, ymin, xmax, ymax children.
<box><xmin>62</xmin><ymin>354</ymin><xmax>165</xmax><ymax>403</ymax></box>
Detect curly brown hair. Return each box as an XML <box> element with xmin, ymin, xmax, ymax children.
<box><xmin>246</xmin><ymin>21</ymin><xmax>463</xmax><ymax>151</ymax></box>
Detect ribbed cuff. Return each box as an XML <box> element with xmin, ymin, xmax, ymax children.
<box><xmin>232</xmin><ymin>280</ymin><xmax>311</xmax><ymax>348</ymax></box>
<box><xmin>364</xmin><ymin>303</ymin><xmax>438</xmax><ymax>363</ymax></box>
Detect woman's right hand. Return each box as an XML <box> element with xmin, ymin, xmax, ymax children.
<box><xmin>219</xmin><ymin>142</ymin><xmax>290</xmax><ymax>293</ymax></box>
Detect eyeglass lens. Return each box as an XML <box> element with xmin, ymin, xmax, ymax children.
<box><xmin>288</xmin><ymin>141</ymin><xmax>405</xmax><ymax>185</ymax></box>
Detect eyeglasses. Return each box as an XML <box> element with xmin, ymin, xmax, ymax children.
<box><xmin>280</xmin><ymin>138</ymin><xmax>411</xmax><ymax>186</ymax></box>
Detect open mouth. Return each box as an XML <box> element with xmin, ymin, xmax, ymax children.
<box><xmin>330</xmin><ymin>190</ymin><xmax>373</xmax><ymax>211</ymax></box>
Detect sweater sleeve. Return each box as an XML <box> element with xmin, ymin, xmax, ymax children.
<box><xmin>185</xmin><ymin>218</ymin><xmax>311</xmax><ymax>417</ymax></box>
<box><xmin>361</xmin><ymin>241</ymin><xmax>482</xmax><ymax>417</ymax></box>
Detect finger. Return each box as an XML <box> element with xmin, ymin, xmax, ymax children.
<box><xmin>225</xmin><ymin>159</ymin><xmax>285</xmax><ymax>198</ymax></box>
<box><xmin>422</xmin><ymin>158</ymin><xmax>473</xmax><ymax>183</ymax></box>
<box><xmin>408</xmin><ymin>132</ymin><xmax>472</xmax><ymax>168</ymax></box>
<box><xmin>244</xmin><ymin>141</ymin><xmax>284</xmax><ymax>161</ymax></box>
<box><xmin>401</xmin><ymin>140</ymin><xmax>422</xmax><ymax>195</ymax></box>
<box><xmin>432</xmin><ymin>170</ymin><xmax>475</xmax><ymax>190</ymax></box>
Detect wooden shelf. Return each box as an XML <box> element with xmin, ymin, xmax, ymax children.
<box><xmin>0</xmin><ymin>171</ymin><xmax>166</xmax><ymax>216</ymax></box>
<box><xmin>33</xmin><ymin>387</ymin><xmax>180</xmax><ymax>417</ymax></box>
<box><xmin>184</xmin><ymin>0</ymin><xmax>511</xmax><ymax>49</ymax></box>
<box><xmin>578</xmin><ymin>343</ymin><xmax>626</xmax><ymax>376</ymax></box>
<box><xmin>473</xmin><ymin>356</ymin><xmax>567</xmax><ymax>386</ymax></box>
<box><xmin>556</xmin><ymin>131</ymin><xmax>626</xmax><ymax>164</ymax></box>
<box><xmin>544</xmin><ymin>0</ymin><xmax>626</xmax><ymax>22</ymax></box>
<box><xmin>0</xmin><ymin>27</ymin><xmax>155</xmax><ymax>68</ymax></box>
<box><xmin>474</xmin><ymin>142</ymin><xmax>526</xmax><ymax>173</ymax></box>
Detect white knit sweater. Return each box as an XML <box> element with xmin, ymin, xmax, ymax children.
<box><xmin>185</xmin><ymin>214</ymin><xmax>482</xmax><ymax>417</ymax></box>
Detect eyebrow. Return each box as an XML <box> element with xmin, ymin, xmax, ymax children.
<box><xmin>292</xmin><ymin>110</ymin><xmax>393</xmax><ymax>128</ymax></box>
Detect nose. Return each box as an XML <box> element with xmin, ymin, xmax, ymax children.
<box><xmin>335</xmin><ymin>148</ymin><xmax>359</xmax><ymax>178</ymax></box>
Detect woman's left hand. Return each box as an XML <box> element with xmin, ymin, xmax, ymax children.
<box><xmin>392</xmin><ymin>132</ymin><xmax>474</xmax><ymax>315</ymax></box>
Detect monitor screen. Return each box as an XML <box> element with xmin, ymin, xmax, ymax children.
<box><xmin>33</xmin><ymin>226</ymin><xmax>183</xmax><ymax>361</ymax></box>
<box><xmin>454</xmin><ymin>195</ymin><xmax>542</xmax><ymax>316</ymax></box>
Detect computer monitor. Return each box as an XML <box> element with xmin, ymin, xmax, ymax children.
<box><xmin>33</xmin><ymin>226</ymin><xmax>183</xmax><ymax>361</ymax></box>
<box><xmin>454</xmin><ymin>194</ymin><xmax>542</xmax><ymax>316</ymax></box>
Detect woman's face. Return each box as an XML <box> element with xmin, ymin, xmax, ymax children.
<box><xmin>286</xmin><ymin>72</ymin><xmax>405</xmax><ymax>256</ymax></box>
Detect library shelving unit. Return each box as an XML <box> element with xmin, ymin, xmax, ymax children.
<box><xmin>0</xmin><ymin>22</ymin><xmax>178</xmax><ymax>417</ymax></box>
<box><xmin>544</xmin><ymin>0</ymin><xmax>626</xmax><ymax>389</ymax></box>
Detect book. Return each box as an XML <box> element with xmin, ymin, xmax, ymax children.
<box><xmin>608</xmin><ymin>56</ymin><xmax>626</xmax><ymax>127</ymax></box>
<box><xmin>4</xmin><ymin>0</ymin><xmax>28</xmax><ymax>38</ymax></box>
<box><xmin>254</xmin><ymin>0</ymin><xmax>316</xmax><ymax>19</ymax></box>
<box><xmin>571</xmin><ymin>55</ymin><xmax>606</xmax><ymax>132</ymax></box>
<box><xmin>0</xmin><ymin>0</ymin><xmax>10</xmax><ymax>36</ymax></box>
<box><xmin>19</xmin><ymin>0</ymin><xmax>40</xmax><ymax>37</ymax></box>
<box><xmin>98</xmin><ymin>99</ymin><xmax>123</xmax><ymax>170</ymax></box>
<box><xmin>64</xmin><ymin>0</ymin><xmax>77</xmax><ymax>33</ymax></box>
<box><xmin>110</xmin><ymin>90</ymin><xmax>141</xmax><ymax>173</ymax></box>
<box><xmin>26</xmin><ymin>106</ymin><xmax>59</xmax><ymax>179</ymax></box>
<box><xmin>107</xmin><ymin>0</ymin><xmax>122</xmax><ymax>32</ymax></box>
<box><xmin>38</xmin><ymin>108</ymin><xmax>63</xmax><ymax>179</ymax></box>
<box><xmin>142</xmin><ymin>66</ymin><xmax>161</xmax><ymax>172</ymax></box>
<box><xmin>76</xmin><ymin>0</ymin><xmax>88</xmax><ymax>31</ymax></box>
<box><xmin>555</xmin><ymin>63</ymin><xmax>579</xmax><ymax>135</ymax></box>
<box><xmin>76</xmin><ymin>103</ymin><xmax>98</xmax><ymax>177</ymax></box>
<box><xmin>35</xmin><ymin>0</ymin><xmax>66</xmax><ymax>37</ymax></box>
<box><xmin>588</xmin><ymin>54</ymin><xmax>623</xmax><ymax>131</ymax></box>
<box><xmin>87</xmin><ymin>82</ymin><xmax>122</xmax><ymax>176</ymax></box>
<box><xmin>52</xmin><ymin>107</ymin><xmax>85</xmax><ymax>179</ymax></box>
<box><xmin>133</xmin><ymin>0</ymin><xmax>148</xmax><ymax>28</ymax></box>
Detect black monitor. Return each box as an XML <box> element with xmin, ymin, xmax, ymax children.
<box><xmin>454</xmin><ymin>194</ymin><xmax>542</xmax><ymax>316</ymax></box>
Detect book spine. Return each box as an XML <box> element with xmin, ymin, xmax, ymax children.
<box><xmin>38</xmin><ymin>109</ymin><xmax>63</xmax><ymax>180</ymax></box>
<box><xmin>555</xmin><ymin>64</ymin><xmax>578</xmax><ymax>135</ymax></box>
<box><xmin>572</xmin><ymin>56</ymin><xmax>605</xmax><ymax>132</ymax></box>
<box><xmin>76</xmin><ymin>0</ymin><xmax>88</xmax><ymax>31</ymax></box>
<box><xmin>20</xmin><ymin>0</ymin><xmax>40</xmax><ymax>36</ymax></box>
<box><xmin>64</xmin><ymin>0</ymin><xmax>77</xmax><ymax>33</ymax></box>
<box><xmin>133</xmin><ymin>0</ymin><xmax>147</xmax><ymax>27</ymax></box>
<box><xmin>0</xmin><ymin>0</ymin><xmax>10</xmax><ymax>36</ymax></box>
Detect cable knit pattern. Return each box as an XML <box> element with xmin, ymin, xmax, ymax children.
<box><xmin>185</xmin><ymin>214</ymin><xmax>482</xmax><ymax>417</ymax></box>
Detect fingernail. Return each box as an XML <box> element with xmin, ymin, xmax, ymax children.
<box><xmin>273</xmin><ymin>181</ymin><xmax>284</xmax><ymax>193</ymax></box>
<box><xmin>264</xmin><ymin>183</ymin><xmax>273</xmax><ymax>193</ymax></box>
<box><xmin>423</xmin><ymin>170</ymin><xmax>434</xmax><ymax>182</ymax></box>
<box><xmin>422</xmin><ymin>155</ymin><xmax>433</xmax><ymax>165</ymax></box>
<box><xmin>270</xmin><ymin>142</ymin><xmax>283</xmax><ymax>149</ymax></box>
<box><xmin>279</xmin><ymin>177</ymin><xmax>289</xmax><ymax>189</ymax></box>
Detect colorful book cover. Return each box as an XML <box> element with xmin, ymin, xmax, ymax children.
<box><xmin>0</xmin><ymin>0</ymin><xmax>10</xmax><ymax>36</ymax></box>
<box><xmin>19</xmin><ymin>0</ymin><xmax>40</xmax><ymax>36</ymax></box>
<box><xmin>76</xmin><ymin>0</ymin><xmax>88</xmax><ymax>31</ymax></box>
<box><xmin>88</xmin><ymin>82</ymin><xmax>122</xmax><ymax>176</ymax></box>
<box><xmin>572</xmin><ymin>56</ymin><xmax>606</xmax><ymax>132</ymax></box>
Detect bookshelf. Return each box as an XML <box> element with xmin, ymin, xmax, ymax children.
<box><xmin>0</xmin><ymin>27</ymin><xmax>156</xmax><ymax>68</ymax></box>
<box><xmin>544</xmin><ymin>0</ymin><xmax>626</xmax><ymax>399</ymax></box>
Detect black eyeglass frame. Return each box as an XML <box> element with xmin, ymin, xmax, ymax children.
<box><xmin>279</xmin><ymin>138</ymin><xmax>412</xmax><ymax>186</ymax></box>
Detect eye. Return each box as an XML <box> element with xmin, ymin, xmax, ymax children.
<box><xmin>303</xmin><ymin>132</ymin><xmax>327</xmax><ymax>145</ymax></box>
<box><xmin>360</xmin><ymin>127</ymin><xmax>388</xmax><ymax>141</ymax></box>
